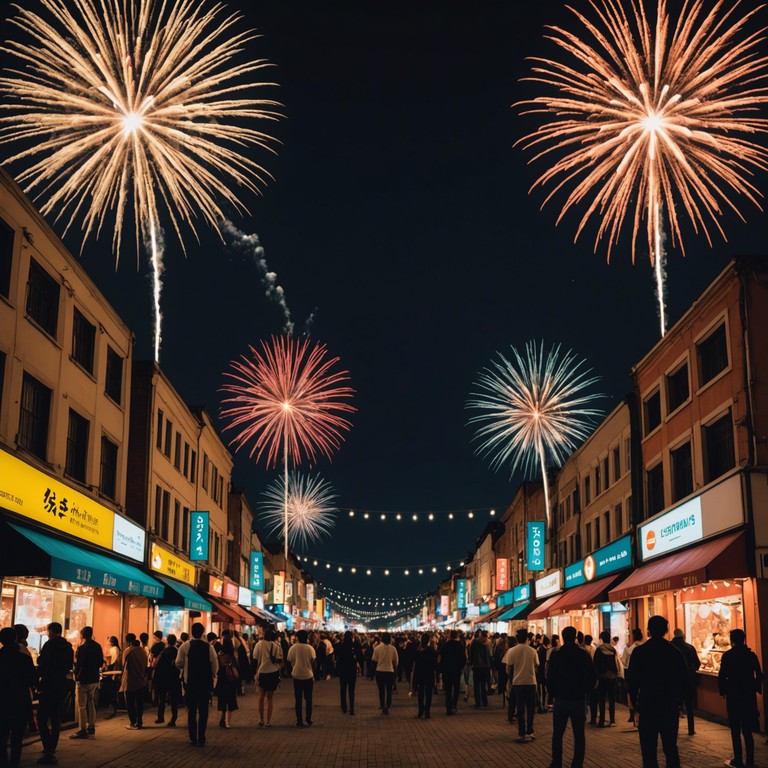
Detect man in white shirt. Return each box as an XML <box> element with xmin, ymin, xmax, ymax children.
<box><xmin>503</xmin><ymin>629</ymin><xmax>539</xmax><ymax>743</ymax></box>
<box><xmin>372</xmin><ymin>633</ymin><xmax>399</xmax><ymax>714</ymax></box>
<box><xmin>287</xmin><ymin>631</ymin><xmax>316</xmax><ymax>727</ymax></box>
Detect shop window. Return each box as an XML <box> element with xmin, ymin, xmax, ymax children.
<box><xmin>156</xmin><ymin>410</ymin><xmax>164</xmax><ymax>450</ymax></box>
<box><xmin>643</xmin><ymin>389</ymin><xmax>662</xmax><ymax>435</ymax></box>
<box><xmin>697</xmin><ymin>322</ymin><xmax>728</xmax><ymax>386</ymax></box>
<box><xmin>703</xmin><ymin>410</ymin><xmax>735</xmax><ymax>483</ymax></box>
<box><xmin>595</xmin><ymin>464</ymin><xmax>601</xmax><ymax>496</ymax></box>
<box><xmin>584</xmin><ymin>476</ymin><xmax>591</xmax><ymax>505</ymax></box>
<box><xmin>174</xmin><ymin>432</ymin><xmax>181</xmax><ymax>470</ymax></box>
<box><xmin>666</xmin><ymin>362</ymin><xmax>690</xmax><ymax>413</ymax></box>
<box><xmin>612</xmin><ymin>446</ymin><xmax>621</xmax><ymax>482</ymax></box>
<box><xmin>614</xmin><ymin>502</ymin><xmax>623</xmax><ymax>536</ymax></box>
<box><xmin>671</xmin><ymin>441</ymin><xmax>693</xmax><ymax>502</ymax></box>
<box><xmin>0</xmin><ymin>217</ymin><xmax>13</xmax><ymax>299</ymax></box>
<box><xmin>646</xmin><ymin>462</ymin><xmax>665</xmax><ymax>518</ymax></box>
<box><xmin>100</xmin><ymin>436</ymin><xmax>118</xmax><ymax>500</ymax></box>
<box><xmin>65</xmin><ymin>409</ymin><xmax>89</xmax><ymax>483</ymax></box>
<box><xmin>71</xmin><ymin>307</ymin><xmax>96</xmax><ymax>374</ymax></box>
<box><xmin>26</xmin><ymin>259</ymin><xmax>60</xmax><ymax>339</ymax></box>
<box><xmin>18</xmin><ymin>372</ymin><xmax>52</xmax><ymax>461</ymax></box>
<box><xmin>163</xmin><ymin>419</ymin><xmax>172</xmax><ymax>458</ymax></box>
<box><xmin>105</xmin><ymin>347</ymin><xmax>123</xmax><ymax>405</ymax></box>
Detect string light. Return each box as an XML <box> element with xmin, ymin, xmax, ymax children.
<box><xmin>334</xmin><ymin>506</ymin><xmax>499</xmax><ymax>522</ymax></box>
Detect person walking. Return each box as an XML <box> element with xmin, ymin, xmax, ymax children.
<box><xmin>411</xmin><ymin>633</ymin><xmax>438</xmax><ymax>719</ymax></box>
<box><xmin>215</xmin><ymin>636</ymin><xmax>240</xmax><ymax>729</ymax></box>
<box><xmin>253</xmin><ymin>629</ymin><xmax>283</xmax><ymax>727</ymax></box>
<box><xmin>718</xmin><ymin>629</ymin><xmax>763</xmax><ymax>768</ymax></box>
<box><xmin>36</xmin><ymin>622</ymin><xmax>74</xmax><ymax>765</ymax></box>
<box><xmin>622</xmin><ymin>628</ymin><xmax>644</xmax><ymax>723</ymax></box>
<box><xmin>336</xmin><ymin>631</ymin><xmax>360</xmax><ymax>715</ymax></box>
<box><xmin>153</xmin><ymin>634</ymin><xmax>181</xmax><ymax>726</ymax></box>
<box><xmin>287</xmin><ymin>630</ymin><xmax>316</xmax><ymax>726</ymax></box>
<box><xmin>546</xmin><ymin>626</ymin><xmax>597</xmax><ymax>768</ymax></box>
<box><xmin>0</xmin><ymin>626</ymin><xmax>36</xmax><ymax>768</ymax></box>
<box><xmin>372</xmin><ymin>632</ymin><xmax>398</xmax><ymax>715</ymax></box>
<box><xmin>593</xmin><ymin>630</ymin><xmax>620</xmax><ymax>727</ymax></box>
<box><xmin>176</xmin><ymin>623</ymin><xmax>218</xmax><ymax>746</ymax></box>
<box><xmin>504</xmin><ymin>628</ymin><xmax>539</xmax><ymax>744</ymax></box>
<box><xmin>627</xmin><ymin>615</ymin><xmax>689</xmax><ymax>768</ymax></box>
<box><xmin>468</xmin><ymin>630</ymin><xmax>492</xmax><ymax>708</ymax></box>
<box><xmin>120</xmin><ymin>633</ymin><xmax>148</xmax><ymax>731</ymax></box>
<box><xmin>69</xmin><ymin>626</ymin><xmax>103</xmax><ymax>740</ymax></box>
<box><xmin>671</xmin><ymin>628</ymin><xmax>701</xmax><ymax>736</ymax></box>
<box><xmin>439</xmin><ymin>630</ymin><xmax>466</xmax><ymax>715</ymax></box>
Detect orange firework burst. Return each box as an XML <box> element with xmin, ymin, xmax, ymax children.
<box><xmin>517</xmin><ymin>0</ymin><xmax>768</xmax><ymax>334</ymax></box>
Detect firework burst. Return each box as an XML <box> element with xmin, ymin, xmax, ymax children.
<box><xmin>468</xmin><ymin>341</ymin><xmax>603</xmax><ymax>525</ymax></box>
<box><xmin>516</xmin><ymin>0</ymin><xmax>768</xmax><ymax>336</ymax></box>
<box><xmin>0</xmin><ymin>0</ymin><xmax>281</xmax><ymax>360</ymax></box>
<box><xmin>260</xmin><ymin>472</ymin><xmax>337</xmax><ymax>549</ymax></box>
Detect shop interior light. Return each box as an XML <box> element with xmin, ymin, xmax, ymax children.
<box><xmin>723</xmin><ymin>581</ymin><xmax>731</xmax><ymax>587</ymax></box>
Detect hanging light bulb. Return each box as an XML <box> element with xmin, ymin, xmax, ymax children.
<box><xmin>366</xmin><ymin>569</ymin><xmax>372</xmax><ymax>575</ymax></box>
<box><xmin>313</xmin><ymin>560</ymin><xmax>318</xmax><ymax>566</ymax></box>
<box><xmin>380</xmin><ymin>513</ymin><xmax>386</xmax><ymax>520</ymax></box>
<box><xmin>404</xmin><ymin>569</ymin><xmax>410</xmax><ymax>575</ymax></box>
<box><xmin>428</xmin><ymin>513</ymin><xmax>434</xmax><ymax>520</ymax></box>
<box><xmin>396</xmin><ymin>513</ymin><xmax>402</xmax><ymax>521</ymax></box>
<box><xmin>418</xmin><ymin>568</ymin><xmax>424</xmax><ymax>574</ymax></box>
<box><xmin>384</xmin><ymin>569</ymin><xmax>390</xmax><ymax>575</ymax></box>
<box><xmin>351</xmin><ymin>567</ymin><xmax>357</xmax><ymax>573</ymax></box>
<box><xmin>363</xmin><ymin>512</ymin><xmax>370</xmax><ymax>519</ymax></box>
<box><xmin>326</xmin><ymin>563</ymin><xmax>331</xmax><ymax>569</ymax></box>
<box><xmin>412</xmin><ymin>514</ymin><xmax>418</xmax><ymax>521</ymax></box>
<box><xmin>468</xmin><ymin>511</ymin><xmax>474</xmax><ymax>519</ymax></box>
<box><xmin>448</xmin><ymin>513</ymin><xmax>454</xmax><ymax>520</ymax></box>
<box><xmin>490</xmin><ymin>509</ymin><xmax>496</xmax><ymax>516</ymax></box>
<box><xmin>338</xmin><ymin>566</ymin><xmax>343</xmax><ymax>572</ymax></box>
<box><xmin>349</xmin><ymin>510</ymin><xmax>355</xmax><ymax>517</ymax></box>
<box><xmin>432</xmin><ymin>567</ymin><xmax>437</xmax><ymax>573</ymax></box>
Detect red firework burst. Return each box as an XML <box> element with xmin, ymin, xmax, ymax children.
<box><xmin>220</xmin><ymin>336</ymin><xmax>355</xmax><ymax>468</ymax></box>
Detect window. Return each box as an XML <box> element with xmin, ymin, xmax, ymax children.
<box><xmin>625</xmin><ymin>438</ymin><xmax>631</xmax><ymax>474</ymax></box>
<box><xmin>646</xmin><ymin>463</ymin><xmax>665</xmax><ymax>518</ymax></box>
<box><xmin>163</xmin><ymin>419</ymin><xmax>172</xmax><ymax>458</ymax></box>
<box><xmin>173</xmin><ymin>500</ymin><xmax>181</xmax><ymax>548</ymax></box>
<box><xmin>190</xmin><ymin>450</ymin><xmax>197</xmax><ymax>484</ymax></box>
<box><xmin>595</xmin><ymin>464</ymin><xmax>601</xmax><ymax>496</ymax></box>
<box><xmin>584</xmin><ymin>476</ymin><xmax>591</xmax><ymax>505</ymax></box>
<box><xmin>612</xmin><ymin>446</ymin><xmax>621</xmax><ymax>482</ymax></box>
<box><xmin>585</xmin><ymin>521</ymin><xmax>592</xmax><ymax>552</ymax></box>
<box><xmin>174</xmin><ymin>432</ymin><xmax>181</xmax><ymax>470</ymax></box>
<box><xmin>0</xmin><ymin>351</ymin><xmax>6</xmax><ymax>408</ymax></box>
<box><xmin>603</xmin><ymin>457</ymin><xmax>610</xmax><ymax>489</ymax></box>
<box><xmin>105</xmin><ymin>347</ymin><xmax>123</xmax><ymax>405</ymax></box>
<box><xmin>703</xmin><ymin>411</ymin><xmax>735</xmax><ymax>483</ymax></box>
<box><xmin>614</xmin><ymin>502</ymin><xmax>623</xmax><ymax>537</ymax></box>
<box><xmin>667</xmin><ymin>363</ymin><xmax>690</xmax><ymax>413</ymax></box>
<box><xmin>160</xmin><ymin>490</ymin><xmax>170</xmax><ymax>541</ymax></box>
<box><xmin>202</xmin><ymin>453</ymin><xmax>209</xmax><ymax>490</ymax></box>
<box><xmin>643</xmin><ymin>389</ymin><xmax>662</xmax><ymax>435</ymax></box>
<box><xmin>71</xmin><ymin>307</ymin><xmax>96</xmax><ymax>374</ymax></box>
<box><xmin>594</xmin><ymin>516</ymin><xmax>601</xmax><ymax>548</ymax></box>
<box><xmin>154</xmin><ymin>486</ymin><xmax>162</xmax><ymax>533</ymax></box>
<box><xmin>211</xmin><ymin>465</ymin><xmax>219</xmax><ymax>501</ymax></box>
<box><xmin>183</xmin><ymin>443</ymin><xmax>190</xmax><ymax>478</ymax></box>
<box><xmin>65</xmin><ymin>409</ymin><xmax>89</xmax><ymax>482</ymax></box>
<box><xmin>214</xmin><ymin>532</ymin><xmax>220</xmax><ymax>569</ymax></box>
<box><xmin>671</xmin><ymin>442</ymin><xmax>693</xmax><ymax>502</ymax></box>
<box><xmin>26</xmin><ymin>259</ymin><xmax>59</xmax><ymax>338</ymax></box>
<box><xmin>604</xmin><ymin>511</ymin><xmax>610</xmax><ymax>543</ymax></box>
<box><xmin>100</xmin><ymin>436</ymin><xmax>118</xmax><ymax>500</ymax></box>
<box><xmin>219</xmin><ymin>477</ymin><xmax>224</xmax><ymax>508</ymax></box>
<box><xmin>181</xmin><ymin>506</ymin><xmax>190</xmax><ymax>553</ymax></box>
<box><xmin>0</xmin><ymin>217</ymin><xmax>13</xmax><ymax>299</ymax></box>
<box><xmin>697</xmin><ymin>323</ymin><xmax>728</xmax><ymax>386</ymax></box>
<box><xmin>156</xmin><ymin>410</ymin><xmax>164</xmax><ymax>451</ymax></box>
<box><xmin>18</xmin><ymin>372</ymin><xmax>51</xmax><ymax>461</ymax></box>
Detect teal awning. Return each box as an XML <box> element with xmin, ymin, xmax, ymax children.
<box><xmin>157</xmin><ymin>576</ymin><xmax>211</xmax><ymax>613</ymax></box>
<box><xmin>498</xmin><ymin>601</ymin><xmax>531</xmax><ymax>621</ymax></box>
<box><xmin>8</xmin><ymin>523</ymin><xmax>164</xmax><ymax>598</ymax></box>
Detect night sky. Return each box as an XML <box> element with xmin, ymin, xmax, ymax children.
<box><xmin>2</xmin><ymin>0</ymin><xmax>766</xmax><ymax>611</ymax></box>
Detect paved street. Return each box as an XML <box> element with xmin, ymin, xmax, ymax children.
<box><xmin>25</xmin><ymin>678</ymin><xmax>768</xmax><ymax>768</ymax></box>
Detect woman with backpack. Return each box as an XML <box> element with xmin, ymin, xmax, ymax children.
<box><xmin>253</xmin><ymin>629</ymin><xmax>283</xmax><ymax>727</ymax></box>
<box><xmin>215</xmin><ymin>636</ymin><xmax>239</xmax><ymax>729</ymax></box>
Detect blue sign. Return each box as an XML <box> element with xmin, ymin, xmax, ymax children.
<box><xmin>527</xmin><ymin>521</ymin><xmax>546</xmax><ymax>571</ymax></box>
<box><xmin>250</xmin><ymin>551</ymin><xmax>264</xmax><ymax>591</ymax></box>
<box><xmin>564</xmin><ymin>534</ymin><xmax>633</xmax><ymax>588</ymax></box>
<box><xmin>497</xmin><ymin>590</ymin><xmax>515</xmax><ymax>607</ymax></box>
<box><xmin>479</xmin><ymin>603</ymin><xmax>490</xmax><ymax>615</ymax></box>
<box><xmin>513</xmin><ymin>582</ymin><xmax>530</xmax><ymax>603</ymax></box>
<box><xmin>457</xmin><ymin>579</ymin><xmax>467</xmax><ymax>609</ymax></box>
<box><xmin>189</xmin><ymin>511</ymin><xmax>209</xmax><ymax>561</ymax></box>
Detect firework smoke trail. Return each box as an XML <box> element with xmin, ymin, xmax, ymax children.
<box><xmin>222</xmin><ymin>220</ymin><xmax>294</xmax><ymax>334</ymax></box>
<box><xmin>142</xmin><ymin>221</ymin><xmax>164</xmax><ymax>362</ymax></box>
<box><xmin>516</xmin><ymin>0</ymin><xmax>768</xmax><ymax>337</ymax></box>
<box><xmin>0</xmin><ymin>0</ymin><xmax>281</xmax><ymax>360</ymax></box>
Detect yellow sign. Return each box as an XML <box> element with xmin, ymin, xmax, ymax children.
<box><xmin>150</xmin><ymin>542</ymin><xmax>196</xmax><ymax>586</ymax></box>
<box><xmin>0</xmin><ymin>449</ymin><xmax>114</xmax><ymax>549</ymax></box>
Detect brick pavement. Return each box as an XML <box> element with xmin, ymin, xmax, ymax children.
<box><xmin>24</xmin><ymin>677</ymin><xmax>768</xmax><ymax>768</ymax></box>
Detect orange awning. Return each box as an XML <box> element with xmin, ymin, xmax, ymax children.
<box><xmin>546</xmin><ymin>575</ymin><xmax>619</xmax><ymax>615</ymax></box>
<box><xmin>528</xmin><ymin>593</ymin><xmax>564</xmax><ymax>620</ymax></box>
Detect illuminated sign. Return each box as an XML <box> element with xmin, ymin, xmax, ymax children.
<box><xmin>285</xmin><ymin>580</ymin><xmax>293</xmax><ymax>601</ymax></box>
<box><xmin>534</xmin><ymin>570</ymin><xmax>562</xmax><ymax>599</ymax></box>
<box><xmin>223</xmin><ymin>580</ymin><xmax>239</xmax><ymax>602</ymax></box>
<box><xmin>273</xmin><ymin>572</ymin><xmax>285</xmax><ymax>603</ymax></box>
<box><xmin>513</xmin><ymin>583</ymin><xmax>530</xmax><ymax>603</ymax></box>
<box><xmin>466</xmin><ymin>605</ymin><xmax>479</xmax><ymax>617</ymax></box>
<box><xmin>252</xmin><ymin>593</ymin><xmax>265</xmax><ymax>610</ymax></box>
<box><xmin>497</xmin><ymin>590</ymin><xmax>514</xmax><ymax>607</ymax></box>
<box><xmin>306</xmin><ymin>584</ymin><xmax>314</xmax><ymax>606</ymax></box>
<box><xmin>150</xmin><ymin>542</ymin><xmax>196</xmax><ymax>586</ymax></box>
<box><xmin>440</xmin><ymin>595</ymin><xmax>450</xmax><ymax>616</ymax></box>
<box><xmin>457</xmin><ymin>579</ymin><xmax>467</xmax><ymax>609</ymax></box>
<box><xmin>479</xmin><ymin>603</ymin><xmax>490</xmax><ymax>615</ymax></box>
<box><xmin>565</xmin><ymin>535</ymin><xmax>632</xmax><ymax>587</ymax></box>
<box><xmin>0</xmin><ymin>448</ymin><xmax>114</xmax><ymax>550</ymax></box>
<box><xmin>189</xmin><ymin>511</ymin><xmax>209</xmax><ymax>561</ymax></box>
<box><xmin>495</xmin><ymin>558</ymin><xmax>509</xmax><ymax>591</ymax></box>
<box><xmin>641</xmin><ymin>496</ymin><xmax>703</xmax><ymax>560</ymax></box>
<box><xmin>112</xmin><ymin>514</ymin><xmax>145</xmax><ymax>562</ymax></box>
<box><xmin>527</xmin><ymin>521</ymin><xmax>546</xmax><ymax>571</ymax></box>
<box><xmin>205</xmin><ymin>574</ymin><xmax>223</xmax><ymax>597</ymax></box>
<box><xmin>238</xmin><ymin>587</ymin><xmax>252</xmax><ymax>606</ymax></box>
<box><xmin>250</xmin><ymin>551</ymin><xmax>264</xmax><ymax>591</ymax></box>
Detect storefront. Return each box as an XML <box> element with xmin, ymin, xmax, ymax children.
<box><xmin>608</xmin><ymin>473</ymin><xmax>753</xmax><ymax>720</ymax></box>
<box><xmin>528</xmin><ymin>570</ymin><xmax>563</xmax><ymax>636</ymax></box>
<box><xmin>497</xmin><ymin>583</ymin><xmax>533</xmax><ymax>632</ymax></box>
<box><xmin>203</xmin><ymin>573</ymin><xmax>255</xmax><ymax>632</ymax></box>
<box><xmin>0</xmin><ymin>449</ymin><xmax>162</xmax><ymax>649</ymax></box>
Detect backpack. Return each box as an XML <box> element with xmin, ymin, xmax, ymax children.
<box><xmin>595</xmin><ymin>648</ymin><xmax>617</xmax><ymax>677</ymax></box>
<box><xmin>224</xmin><ymin>661</ymin><xmax>239</xmax><ymax>682</ymax></box>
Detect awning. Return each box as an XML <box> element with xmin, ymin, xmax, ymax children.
<box><xmin>609</xmin><ymin>531</ymin><xmax>747</xmax><ymax>603</ymax></box>
<box><xmin>528</xmin><ymin>594</ymin><xmax>564</xmax><ymax>620</ymax></box>
<box><xmin>157</xmin><ymin>576</ymin><xmax>211</xmax><ymax>613</ymax></box>
<box><xmin>265</xmin><ymin>607</ymin><xmax>291</xmax><ymax>623</ymax></box>
<box><xmin>5</xmin><ymin>522</ymin><xmax>164</xmax><ymax>598</ymax></box>
<box><xmin>209</xmin><ymin>596</ymin><xmax>243</xmax><ymax>624</ymax></box>
<box><xmin>472</xmin><ymin>606</ymin><xmax>505</xmax><ymax>625</ymax></box>
<box><xmin>230</xmin><ymin>602</ymin><xmax>255</xmax><ymax>625</ymax></box>
<box><xmin>250</xmin><ymin>607</ymin><xmax>278</xmax><ymax>625</ymax></box>
<box><xmin>498</xmin><ymin>601</ymin><xmax>531</xmax><ymax>622</ymax></box>
<box><xmin>547</xmin><ymin>576</ymin><xmax>619</xmax><ymax>615</ymax></box>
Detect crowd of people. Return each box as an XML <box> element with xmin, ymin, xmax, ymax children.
<box><xmin>0</xmin><ymin>616</ymin><xmax>764</xmax><ymax>768</ymax></box>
